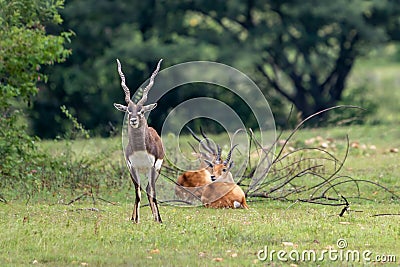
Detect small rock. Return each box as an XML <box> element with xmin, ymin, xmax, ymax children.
<box><xmin>360</xmin><ymin>144</ymin><xmax>367</xmax><ymax>150</ymax></box>
<box><xmin>150</xmin><ymin>249</ymin><xmax>160</xmax><ymax>254</ymax></box>
<box><xmin>305</xmin><ymin>138</ymin><xmax>316</xmax><ymax>145</ymax></box>
<box><xmin>320</xmin><ymin>142</ymin><xmax>329</xmax><ymax>149</ymax></box>
<box><xmin>282</xmin><ymin>241</ymin><xmax>294</xmax><ymax>247</ymax></box>
<box><xmin>351</xmin><ymin>142</ymin><xmax>359</xmax><ymax>148</ymax></box>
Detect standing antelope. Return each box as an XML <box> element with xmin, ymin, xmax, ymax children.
<box><xmin>114</xmin><ymin>59</ymin><xmax>164</xmax><ymax>223</ymax></box>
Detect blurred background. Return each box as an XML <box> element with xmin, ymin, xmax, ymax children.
<box><xmin>2</xmin><ymin>0</ymin><xmax>400</xmax><ymax>139</ymax></box>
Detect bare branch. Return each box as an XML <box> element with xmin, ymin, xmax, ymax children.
<box><xmin>186</xmin><ymin>126</ymin><xmax>202</xmax><ymax>142</ymax></box>
<box><xmin>0</xmin><ymin>193</ymin><xmax>7</xmax><ymax>204</ymax></box>
<box><xmin>372</xmin><ymin>213</ymin><xmax>400</xmax><ymax>217</ymax></box>
<box><xmin>274</xmin><ymin>105</ymin><xmax>363</xmax><ymax>162</ymax></box>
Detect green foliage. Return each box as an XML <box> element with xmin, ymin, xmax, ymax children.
<box><xmin>0</xmin><ymin>0</ymin><xmax>72</xmax><ymax>107</ymax></box>
<box><xmin>348</xmin><ymin>58</ymin><xmax>400</xmax><ymax>125</ymax></box>
<box><xmin>60</xmin><ymin>105</ymin><xmax>90</xmax><ymax>139</ymax></box>
<box><xmin>167</xmin><ymin>0</ymin><xmax>400</xmax><ymax>121</ymax></box>
<box><xmin>0</xmin><ymin>107</ymin><xmax>127</xmax><ymax>202</ymax></box>
<box><xmin>0</xmin><ymin>112</ymin><xmax>39</xmax><ymax>178</ymax></box>
<box><xmin>30</xmin><ymin>0</ymin><xmax>400</xmax><ymax>137</ymax></box>
<box><xmin>0</xmin><ymin>0</ymin><xmax>72</xmax><ymax>193</ymax></box>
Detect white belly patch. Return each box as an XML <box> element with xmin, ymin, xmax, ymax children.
<box><xmin>128</xmin><ymin>151</ymin><xmax>156</xmax><ymax>170</ymax></box>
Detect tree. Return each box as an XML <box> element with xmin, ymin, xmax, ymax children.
<box><xmin>0</xmin><ymin>0</ymin><xmax>71</xmax><ymax>175</ymax></box>
<box><xmin>31</xmin><ymin>0</ymin><xmax>400</xmax><ymax>137</ymax></box>
<box><xmin>31</xmin><ymin>0</ymin><xmax>226</xmax><ymax>137</ymax></box>
<box><xmin>0</xmin><ymin>0</ymin><xmax>71</xmax><ymax>108</ymax></box>
<box><xmin>176</xmin><ymin>0</ymin><xmax>400</xmax><ymax>120</ymax></box>
<box><xmin>31</xmin><ymin>0</ymin><xmax>152</xmax><ymax>137</ymax></box>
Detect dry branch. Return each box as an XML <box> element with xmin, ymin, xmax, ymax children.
<box><xmin>160</xmin><ymin>106</ymin><xmax>398</xmax><ymax>212</ymax></box>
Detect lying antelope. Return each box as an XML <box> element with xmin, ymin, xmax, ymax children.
<box><xmin>173</xmin><ymin>128</ymin><xmax>220</xmax><ymax>202</ymax></box>
<box><xmin>201</xmin><ymin>149</ymin><xmax>248</xmax><ymax>209</ymax></box>
<box><xmin>114</xmin><ymin>59</ymin><xmax>164</xmax><ymax>223</ymax></box>
<box><xmin>174</xmin><ymin>143</ymin><xmax>224</xmax><ymax>202</ymax></box>
<box><xmin>174</xmin><ymin>168</ymin><xmax>212</xmax><ymax>202</ymax></box>
<box><xmin>175</xmin><ymin>143</ymin><xmax>248</xmax><ymax>209</ymax></box>
<box><xmin>201</xmin><ymin>183</ymin><xmax>248</xmax><ymax>209</ymax></box>
<box><xmin>207</xmin><ymin>144</ymin><xmax>236</xmax><ymax>183</ymax></box>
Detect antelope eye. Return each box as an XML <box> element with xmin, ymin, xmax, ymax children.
<box><xmin>222</xmin><ymin>168</ymin><xmax>227</xmax><ymax>172</ymax></box>
<box><xmin>137</xmin><ymin>110</ymin><xmax>144</xmax><ymax>116</ymax></box>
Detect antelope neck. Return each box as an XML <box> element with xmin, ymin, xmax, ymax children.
<box><xmin>127</xmin><ymin>121</ymin><xmax>148</xmax><ymax>152</ymax></box>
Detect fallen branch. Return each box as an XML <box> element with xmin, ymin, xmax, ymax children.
<box><xmin>66</xmin><ymin>193</ymin><xmax>87</xmax><ymax>205</ymax></box>
<box><xmin>0</xmin><ymin>193</ymin><xmax>7</xmax><ymax>204</ymax></box>
<box><xmin>339</xmin><ymin>195</ymin><xmax>350</xmax><ymax>217</ymax></box>
<box><xmin>371</xmin><ymin>213</ymin><xmax>400</xmax><ymax>217</ymax></box>
<box><xmin>65</xmin><ymin>191</ymin><xmax>117</xmax><ymax>205</ymax></box>
<box><xmin>239</xmin><ymin>106</ymin><xmax>397</xmax><ymax>214</ymax></box>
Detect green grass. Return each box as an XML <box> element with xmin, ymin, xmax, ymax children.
<box><xmin>1</xmin><ymin>124</ymin><xmax>399</xmax><ymax>266</ymax></box>
<box><xmin>0</xmin><ymin>201</ymin><xmax>398</xmax><ymax>266</ymax></box>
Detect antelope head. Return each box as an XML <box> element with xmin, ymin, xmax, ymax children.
<box><xmin>114</xmin><ymin>59</ymin><xmax>162</xmax><ymax>128</ymax></box>
<box><xmin>206</xmin><ymin>144</ymin><xmax>238</xmax><ymax>183</ymax></box>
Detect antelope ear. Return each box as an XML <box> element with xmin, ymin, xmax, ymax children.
<box><xmin>143</xmin><ymin>103</ymin><xmax>157</xmax><ymax>113</ymax></box>
<box><xmin>114</xmin><ymin>103</ymin><xmax>127</xmax><ymax>112</ymax></box>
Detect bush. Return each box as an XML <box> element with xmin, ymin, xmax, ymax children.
<box><xmin>0</xmin><ymin>0</ymin><xmax>71</xmax><ymax>200</ymax></box>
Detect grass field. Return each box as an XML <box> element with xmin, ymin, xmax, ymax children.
<box><xmin>2</xmin><ymin>54</ymin><xmax>400</xmax><ymax>266</ymax></box>
<box><xmin>1</xmin><ymin>124</ymin><xmax>399</xmax><ymax>266</ymax></box>
<box><xmin>0</xmin><ymin>201</ymin><xmax>399</xmax><ymax>266</ymax></box>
